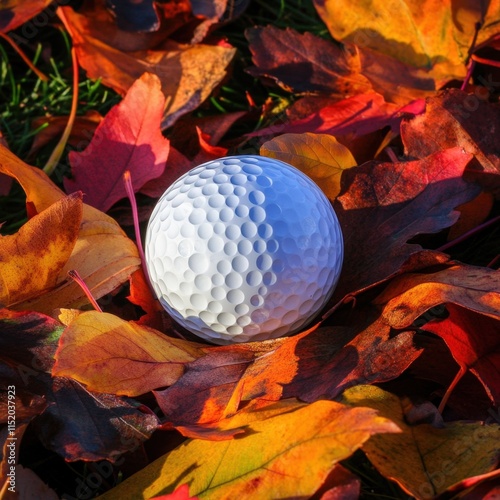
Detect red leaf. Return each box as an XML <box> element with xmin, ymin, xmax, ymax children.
<box><xmin>64</xmin><ymin>73</ymin><xmax>169</xmax><ymax>212</ymax></box>
<box><xmin>332</xmin><ymin>147</ymin><xmax>480</xmax><ymax>299</ymax></box>
<box><xmin>151</xmin><ymin>484</ymin><xmax>199</xmax><ymax>500</ymax></box>
<box><xmin>251</xmin><ymin>93</ymin><xmax>423</xmax><ymax>138</ymax></box>
<box><xmin>424</xmin><ymin>304</ymin><xmax>500</xmax><ymax>405</ymax></box>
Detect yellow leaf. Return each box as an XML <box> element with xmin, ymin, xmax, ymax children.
<box><xmin>0</xmin><ymin>193</ymin><xmax>82</xmax><ymax>307</ymax></box>
<box><xmin>342</xmin><ymin>385</ymin><xmax>500</xmax><ymax>498</ymax></box>
<box><xmin>53</xmin><ymin>311</ymin><xmax>204</xmax><ymax>396</ymax></box>
<box><xmin>97</xmin><ymin>398</ymin><xmax>399</xmax><ymax>500</ymax></box>
<box><xmin>261</xmin><ymin>133</ymin><xmax>356</xmax><ymax>201</ymax></box>
<box><xmin>0</xmin><ymin>145</ymin><xmax>141</xmax><ymax>312</ymax></box>
<box><xmin>314</xmin><ymin>0</ymin><xmax>500</xmax><ymax>83</ymax></box>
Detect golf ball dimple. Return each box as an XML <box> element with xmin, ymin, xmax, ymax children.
<box><xmin>145</xmin><ymin>155</ymin><xmax>344</xmax><ymax>345</ymax></box>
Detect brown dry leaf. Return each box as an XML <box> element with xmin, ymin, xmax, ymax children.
<box><xmin>0</xmin><ymin>192</ymin><xmax>82</xmax><ymax>307</ymax></box>
<box><xmin>374</xmin><ymin>262</ymin><xmax>500</xmax><ymax>328</ymax></box>
<box><xmin>58</xmin><ymin>6</ymin><xmax>236</xmax><ymax>128</ymax></box>
<box><xmin>333</xmin><ymin>147</ymin><xmax>479</xmax><ymax>300</ymax></box>
<box><xmin>246</xmin><ymin>25</ymin><xmax>372</xmax><ymax>96</ymax></box>
<box><xmin>402</xmin><ymin>89</ymin><xmax>500</xmax><ymax>181</ymax></box>
<box><xmin>155</xmin><ymin>311</ymin><xmax>421</xmax><ymax>428</ymax></box>
<box><xmin>261</xmin><ymin>133</ymin><xmax>357</xmax><ymax>201</ymax></box>
<box><xmin>343</xmin><ymin>385</ymin><xmax>500</xmax><ymax>499</ymax></box>
<box><xmin>97</xmin><ymin>398</ymin><xmax>399</xmax><ymax>500</ymax></box>
<box><xmin>53</xmin><ymin>311</ymin><xmax>204</xmax><ymax>396</ymax></box>
<box><xmin>0</xmin><ymin>145</ymin><xmax>141</xmax><ymax>313</ymax></box>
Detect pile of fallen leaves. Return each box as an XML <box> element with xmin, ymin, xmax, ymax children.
<box><xmin>1</xmin><ymin>1</ymin><xmax>499</xmax><ymax>499</ymax></box>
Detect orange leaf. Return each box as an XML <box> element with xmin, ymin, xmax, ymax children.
<box><xmin>261</xmin><ymin>132</ymin><xmax>357</xmax><ymax>201</ymax></box>
<box><xmin>58</xmin><ymin>6</ymin><xmax>236</xmax><ymax>128</ymax></box>
<box><xmin>375</xmin><ymin>263</ymin><xmax>500</xmax><ymax>328</ymax></box>
<box><xmin>53</xmin><ymin>311</ymin><xmax>204</xmax><ymax>396</ymax></box>
<box><xmin>0</xmin><ymin>0</ymin><xmax>53</xmax><ymax>32</ymax></box>
<box><xmin>0</xmin><ymin>192</ymin><xmax>82</xmax><ymax>307</ymax></box>
<box><xmin>0</xmin><ymin>145</ymin><xmax>141</xmax><ymax>312</ymax></box>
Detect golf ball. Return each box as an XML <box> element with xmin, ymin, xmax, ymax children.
<box><xmin>145</xmin><ymin>155</ymin><xmax>343</xmax><ymax>344</ymax></box>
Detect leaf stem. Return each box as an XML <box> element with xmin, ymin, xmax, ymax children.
<box><xmin>123</xmin><ymin>171</ymin><xmax>153</xmax><ymax>292</ymax></box>
<box><xmin>438</xmin><ymin>365</ymin><xmax>466</xmax><ymax>414</ymax></box>
<box><xmin>43</xmin><ymin>47</ymin><xmax>79</xmax><ymax>176</ymax></box>
<box><xmin>68</xmin><ymin>270</ymin><xmax>103</xmax><ymax>312</ymax></box>
<box><xmin>436</xmin><ymin>215</ymin><xmax>500</xmax><ymax>252</ymax></box>
<box><xmin>0</xmin><ymin>32</ymin><xmax>48</xmax><ymax>81</ymax></box>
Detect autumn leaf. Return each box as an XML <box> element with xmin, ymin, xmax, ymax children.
<box><xmin>402</xmin><ymin>89</ymin><xmax>500</xmax><ymax>177</ymax></box>
<box><xmin>313</xmin><ymin>0</ymin><xmax>499</xmax><ymax>84</ymax></box>
<box><xmin>155</xmin><ymin>310</ymin><xmax>421</xmax><ymax>428</ymax></box>
<box><xmin>0</xmin><ymin>0</ymin><xmax>52</xmax><ymax>32</ymax></box>
<box><xmin>332</xmin><ymin>147</ymin><xmax>480</xmax><ymax>299</ymax></box>
<box><xmin>59</xmin><ymin>5</ymin><xmax>236</xmax><ymax>128</ymax></box>
<box><xmin>342</xmin><ymin>385</ymin><xmax>500</xmax><ymax>499</ymax></box>
<box><xmin>0</xmin><ymin>192</ymin><xmax>82</xmax><ymax>307</ymax></box>
<box><xmin>424</xmin><ymin>304</ymin><xmax>500</xmax><ymax>405</ymax></box>
<box><xmin>246</xmin><ymin>25</ymin><xmax>372</xmax><ymax>96</ymax></box>
<box><xmin>0</xmin><ymin>309</ymin><xmax>158</xmax><ymax>462</ymax></box>
<box><xmin>34</xmin><ymin>377</ymin><xmax>159</xmax><ymax>462</ymax></box>
<box><xmin>0</xmin><ymin>145</ymin><xmax>141</xmax><ymax>312</ymax></box>
<box><xmin>375</xmin><ymin>263</ymin><xmax>500</xmax><ymax>328</ymax></box>
<box><xmin>64</xmin><ymin>72</ymin><xmax>169</xmax><ymax>212</ymax></box>
<box><xmin>261</xmin><ymin>132</ymin><xmax>357</xmax><ymax>201</ymax></box>
<box><xmin>97</xmin><ymin>398</ymin><xmax>399</xmax><ymax>500</ymax></box>
<box><xmin>53</xmin><ymin>311</ymin><xmax>204</xmax><ymax>396</ymax></box>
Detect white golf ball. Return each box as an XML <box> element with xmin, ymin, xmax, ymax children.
<box><xmin>145</xmin><ymin>155</ymin><xmax>343</xmax><ymax>344</ymax></box>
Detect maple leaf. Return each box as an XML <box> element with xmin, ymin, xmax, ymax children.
<box><xmin>96</xmin><ymin>398</ymin><xmax>399</xmax><ymax>500</ymax></box>
<box><xmin>246</xmin><ymin>25</ymin><xmax>372</xmax><ymax>96</ymax></box>
<box><xmin>343</xmin><ymin>385</ymin><xmax>500</xmax><ymax>499</ymax></box>
<box><xmin>56</xmin><ymin>307</ymin><xmax>420</xmax><ymax>429</ymax></box>
<box><xmin>58</xmin><ymin>5</ymin><xmax>236</xmax><ymax>128</ymax></box>
<box><xmin>34</xmin><ymin>377</ymin><xmax>159</xmax><ymax>462</ymax></box>
<box><xmin>64</xmin><ymin>72</ymin><xmax>169</xmax><ymax>212</ymax></box>
<box><xmin>251</xmin><ymin>93</ymin><xmax>424</xmax><ymax>149</ymax></box>
<box><xmin>333</xmin><ymin>147</ymin><xmax>480</xmax><ymax>299</ymax></box>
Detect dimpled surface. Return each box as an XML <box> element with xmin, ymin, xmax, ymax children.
<box><xmin>145</xmin><ymin>155</ymin><xmax>343</xmax><ymax>345</ymax></box>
